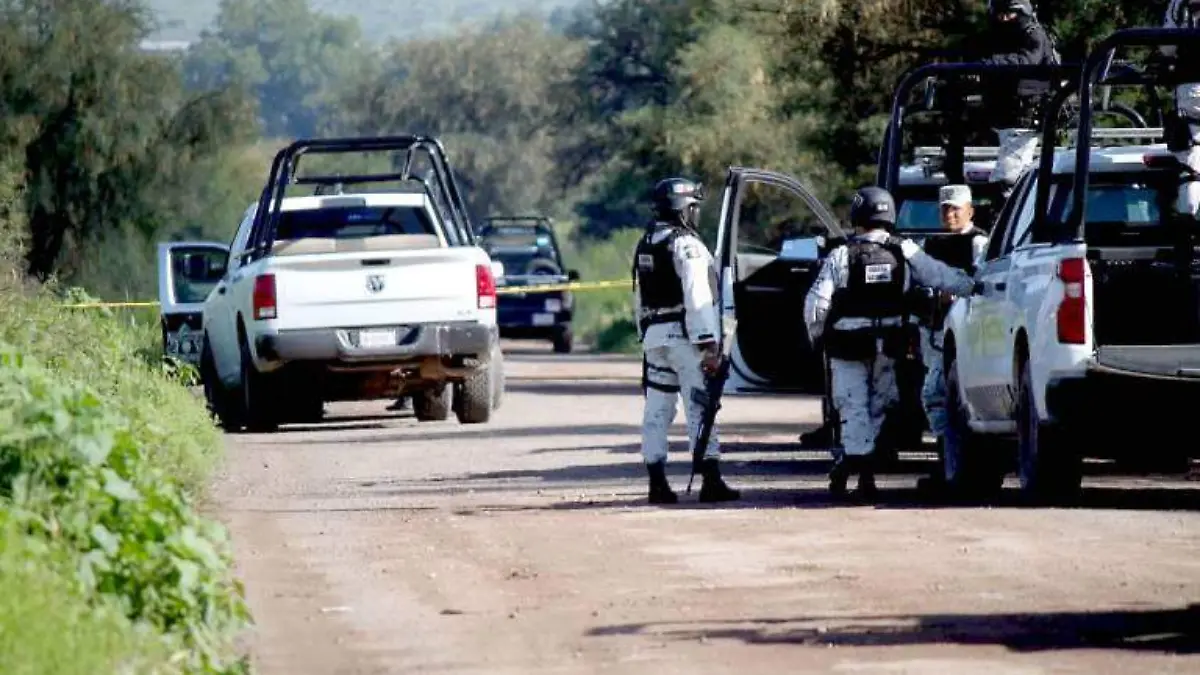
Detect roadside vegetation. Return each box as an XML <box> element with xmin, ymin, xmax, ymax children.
<box><xmin>0</xmin><ymin>17</ymin><xmax>250</xmax><ymax>672</ymax></box>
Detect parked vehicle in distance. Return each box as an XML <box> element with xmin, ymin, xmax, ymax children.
<box><xmin>158</xmin><ymin>135</ymin><xmax>505</xmax><ymax>432</ymax></box>
<box><xmin>477</xmin><ymin>216</ymin><xmax>579</xmax><ymax>353</ymax></box>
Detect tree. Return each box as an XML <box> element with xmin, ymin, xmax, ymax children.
<box><xmin>0</xmin><ymin>0</ymin><xmax>255</xmax><ymax>280</ymax></box>
<box><xmin>333</xmin><ymin>15</ymin><xmax>585</xmax><ymax>219</ymax></box>
<box><xmin>182</xmin><ymin>0</ymin><xmax>368</xmax><ymax>138</ymax></box>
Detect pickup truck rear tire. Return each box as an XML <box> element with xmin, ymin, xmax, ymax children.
<box><xmin>1016</xmin><ymin>357</ymin><xmax>1082</xmax><ymax>502</ymax></box>
<box><xmin>455</xmin><ymin>354</ymin><xmax>497</xmax><ymax>424</ymax></box>
<box><xmin>201</xmin><ymin>338</ymin><xmax>243</xmax><ymax>432</ymax></box>
<box><xmin>942</xmin><ymin>354</ymin><xmax>1006</xmax><ymax>501</ymax></box>
<box><xmin>413</xmin><ymin>384</ymin><xmax>451</xmax><ymax>422</ymax></box>
<box><xmin>552</xmin><ymin>326</ymin><xmax>574</xmax><ymax>354</ymax></box>
<box><xmin>238</xmin><ymin>336</ymin><xmax>280</xmax><ymax>433</ymax></box>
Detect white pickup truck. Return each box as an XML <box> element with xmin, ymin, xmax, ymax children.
<box><xmin>942</xmin><ymin>129</ymin><xmax>1200</xmax><ymax>502</ymax></box>
<box><xmin>159</xmin><ymin>136</ymin><xmax>505</xmax><ymax>432</ymax></box>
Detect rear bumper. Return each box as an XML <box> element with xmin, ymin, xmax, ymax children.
<box><xmin>1046</xmin><ymin>365</ymin><xmax>1200</xmax><ymax>441</ymax></box>
<box><xmin>255</xmin><ymin>321</ymin><xmax>497</xmax><ymax>365</ymax></box>
<box><xmin>497</xmin><ymin>308</ymin><xmax>573</xmax><ymax>333</ymax></box>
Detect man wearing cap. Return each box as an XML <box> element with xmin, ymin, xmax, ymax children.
<box><xmin>914</xmin><ymin>185</ymin><xmax>989</xmax><ymax>490</ymax></box>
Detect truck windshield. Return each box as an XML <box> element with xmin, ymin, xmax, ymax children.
<box><xmin>896</xmin><ymin>199</ymin><xmax>941</xmax><ymax>231</ymax></box>
<box><xmin>276</xmin><ymin>206</ymin><xmax>437</xmax><ymax>240</ymax></box>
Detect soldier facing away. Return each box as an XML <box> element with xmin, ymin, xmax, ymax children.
<box><xmin>804</xmin><ymin>187</ymin><xmax>976</xmax><ymax>499</ymax></box>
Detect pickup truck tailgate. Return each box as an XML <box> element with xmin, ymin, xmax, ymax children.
<box><xmin>271</xmin><ymin>249</ymin><xmax>482</xmax><ymax>330</ymax></box>
<box><xmin>1093</xmin><ymin>345</ymin><xmax>1200</xmax><ymax>380</ymax></box>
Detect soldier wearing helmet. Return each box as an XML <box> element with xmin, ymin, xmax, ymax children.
<box><xmin>977</xmin><ymin>0</ymin><xmax>1058</xmax><ymax>195</ymax></box>
<box><xmin>804</xmin><ymin>186</ymin><xmax>977</xmax><ymax>499</ymax></box>
<box><xmin>631</xmin><ymin>177</ymin><xmax>740</xmax><ymax>505</ymax></box>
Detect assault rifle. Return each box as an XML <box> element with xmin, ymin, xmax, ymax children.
<box><xmin>686</xmin><ymin>314</ymin><xmax>738</xmax><ymax>494</ymax></box>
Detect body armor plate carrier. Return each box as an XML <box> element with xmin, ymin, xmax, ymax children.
<box><xmin>825</xmin><ymin>238</ymin><xmax>911</xmax><ymax>361</ymax></box>
<box><xmin>911</xmin><ymin>229</ymin><xmax>983</xmax><ymax>331</ymax></box>
<box><xmin>633</xmin><ymin>224</ymin><xmax>687</xmax><ymax>338</ymax></box>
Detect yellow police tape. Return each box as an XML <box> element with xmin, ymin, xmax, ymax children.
<box><xmin>61</xmin><ymin>279</ymin><xmax>634</xmax><ymax>309</ymax></box>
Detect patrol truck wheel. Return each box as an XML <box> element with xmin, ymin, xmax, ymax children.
<box><xmin>238</xmin><ymin>335</ymin><xmax>279</xmax><ymax>434</ymax></box>
<box><xmin>413</xmin><ymin>384</ymin><xmax>451</xmax><ymax>422</ymax></box>
<box><xmin>1016</xmin><ymin>357</ymin><xmax>1082</xmax><ymax>502</ymax></box>
<box><xmin>943</xmin><ymin>353</ymin><xmax>1005</xmax><ymax>501</ymax></box>
<box><xmin>455</xmin><ymin>361</ymin><xmax>495</xmax><ymax>424</ymax></box>
<box><xmin>552</xmin><ymin>326</ymin><xmax>574</xmax><ymax>354</ymax></box>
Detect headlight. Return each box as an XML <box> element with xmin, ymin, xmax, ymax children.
<box><xmin>544</xmin><ymin>298</ymin><xmax>562</xmax><ymax>312</ymax></box>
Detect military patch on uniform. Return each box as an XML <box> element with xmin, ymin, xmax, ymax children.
<box><xmin>637</xmin><ymin>253</ymin><xmax>655</xmax><ymax>270</ymax></box>
<box><xmin>680</xmin><ymin>242</ymin><xmax>702</xmax><ymax>259</ymax></box>
<box><xmin>864</xmin><ymin>263</ymin><xmax>893</xmax><ymax>284</ymax></box>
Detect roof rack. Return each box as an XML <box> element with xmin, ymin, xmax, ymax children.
<box><xmin>243</xmin><ymin>135</ymin><xmax>476</xmax><ymax>260</ymax></box>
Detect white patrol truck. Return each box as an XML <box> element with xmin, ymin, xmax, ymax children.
<box><xmin>159</xmin><ymin>136</ymin><xmax>505</xmax><ymax>432</ymax></box>
<box><xmin>938</xmin><ymin>27</ymin><xmax>1200</xmax><ymax>500</ymax></box>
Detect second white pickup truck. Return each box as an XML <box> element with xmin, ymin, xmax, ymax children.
<box><xmin>162</xmin><ymin>136</ymin><xmax>505</xmax><ymax>432</ymax></box>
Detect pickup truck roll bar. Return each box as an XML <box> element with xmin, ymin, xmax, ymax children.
<box><xmin>1031</xmin><ymin>28</ymin><xmax>1200</xmax><ymax>241</ymax></box>
<box><xmin>244</xmin><ymin>135</ymin><xmax>477</xmax><ymax>262</ymax></box>
<box><xmin>879</xmin><ymin>62</ymin><xmax>1080</xmax><ymax>192</ymax></box>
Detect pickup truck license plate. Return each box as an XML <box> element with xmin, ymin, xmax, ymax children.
<box><xmin>359</xmin><ymin>328</ymin><xmax>396</xmax><ymax>349</ymax></box>
<box><xmin>532</xmin><ymin>313</ymin><xmax>554</xmax><ymax>326</ymax></box>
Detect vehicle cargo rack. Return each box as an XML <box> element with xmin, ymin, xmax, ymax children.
<box><xmin>241</xmin><ymin>135</ymin><xmax>477</xmax><ymax>264</ymax></box>
<box><xmin>1032</xmin><ymin>27</ymin><xmax>1200</xmax><ymax>240</ymax></box>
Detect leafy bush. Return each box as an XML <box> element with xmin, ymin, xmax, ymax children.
<box><xmin>0</xmin><ymin>346</ymin><xmax>251</xmax><ymax>673</ymax></box>
<box><xmin>557</xmin><ymin>225</ymin><xmax>641</xmax><ymax>352</ymax></box>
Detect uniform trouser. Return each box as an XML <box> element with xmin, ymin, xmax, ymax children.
<box><xmin>830</xmin><ymin>354</ymin><xmax>898</xmax><ymax>458</ymax></box>
<box><xmin>641</xmin><ymin>341</ymin><xmax>719</xmax><ymax>465</ymax></box>
<box><xmin>918</xmin><ymin>326</ymin><xmax>948</xmax><ymax>437</ymax></box>
<box><xmin>991</xmin><ymin>128</ymin><xmax>1040</xmax><ymax>187</ymax></box>
<box><xmin>1174</xmin><ymin>84</ymin><xmax>1200</xmax><ymax>217</ymax></box>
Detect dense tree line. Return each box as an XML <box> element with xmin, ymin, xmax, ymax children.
<box><xmin>0</xmin><ymin>0</ymin><xmax>1169</xmax><ymax>295</ymax></box>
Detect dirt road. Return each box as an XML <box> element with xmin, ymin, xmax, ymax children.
<box><xmin>214</xmin><ymin>345</ymin><xmax>1200</xmax><ymax>674</ymax></box>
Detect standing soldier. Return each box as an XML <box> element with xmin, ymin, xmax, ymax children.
<box><xmin>912</xmin><ymin>185</ymin><xmax>990</xmax><ymax>490</ymax></box>
<box><xmin>632</xmin><ymin>177</ymin><xmax>741</xmax><ymax>505</ymax></box>
<box><xmin>1163</xmin><ymin>0</ymin><xmax>1200</xmax><ymax>220</ymax></box>
<box><xmin>804</xmin><ymin>187</ymin><xmax>976</xmax><ymax>499</ymax></box>
<box><xmin>978</xmin><ymin>0</ymin><xmax>1058</xmax><ymax>197</ymax></box>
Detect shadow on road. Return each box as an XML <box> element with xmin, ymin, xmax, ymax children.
<box><xmin>586</xmin><ymin>604</ymin><xmax>1200</xmax><ymax>655</ymax></box>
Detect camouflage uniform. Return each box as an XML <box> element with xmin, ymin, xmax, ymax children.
<box><xmin>1164</xmin><ymin>0</ymin><xmax>1200</xmax><ymax>217</ymax></box>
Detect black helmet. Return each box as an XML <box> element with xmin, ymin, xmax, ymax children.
<box><xmin>849</xmin><ymin>186</ymin><xmax>896</xmax><ymax>230</ymax></box>
<box><xmin>987</xmin><ymin>0</ymin><xmax>1033</xmax><ymax>17</ymax></box>
<box><xmin>651</xmin><ymin>177</ymin><xmax>705</xmax><ymax>221</ymax></box>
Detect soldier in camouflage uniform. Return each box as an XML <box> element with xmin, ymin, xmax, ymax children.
<box><xmin>804</xmin><ymin>187</ymin><xmax>976</xmax><ymax>499</ymax></box>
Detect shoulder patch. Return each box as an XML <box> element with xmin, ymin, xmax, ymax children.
<box><xmin>677</xmin><ymin>238</ymin><xmax>705</xmax><ymax>260</ymax></box>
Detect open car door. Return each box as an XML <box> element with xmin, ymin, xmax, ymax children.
<box><xmin>714</xmin><ymin>167</ymin><xmax>845</xmax><ymax>393</ymax></box>
<box><xmin>156</xmin><ymin>241</ymin><xmax>229</xmax><ymax>365</ymax></box>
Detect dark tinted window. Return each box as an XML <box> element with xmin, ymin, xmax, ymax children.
<box><xmin>1049</xmin><ymin>172</ymin><xmax>1169</xmax><ymax>227</ymax></box>
<box><xmin>276</xmin><ymin>206</ymin><xmax>436</xmax><ymax>240</ymax></box>
<box><xmin>896</xmin><ymin>199</ymin><xmax>941</xmax><ymax>232</ymax></box>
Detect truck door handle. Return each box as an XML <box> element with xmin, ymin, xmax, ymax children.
<box><xmin>994</xmin><ymin>281</ymin><xmax>1007</xmax><ymax>291</ymax></box>
<box><xmin>217</xmin><ymin>286</ymin><xmax>227</xmax><ymax>295</ymax></box>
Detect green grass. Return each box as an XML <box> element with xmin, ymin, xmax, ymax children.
<box><xmin>0</xmin><ymin>517</ymin><xmax>167</xmax><ymax>675</ymax></box>
<box><xmin>0</xmin><ymin>263</ymin><xmax>250</xmax><ymax>672</ymax></box>
<box><xmin>556</xmin><ymin>225</ymin><xmax>641</xmax><ymax>353</ymax></box>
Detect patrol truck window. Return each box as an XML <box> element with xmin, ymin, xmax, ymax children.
<box><xmin>479</xmin><ymin>225</ymin><xmax>561</xmax><ymax>276</ymax></box>
<box><xmin>275</xmin><ymin>206</ymin><xmax>437</xmax><ymax>241</ymax></box>
<box><xmin>734</xmin><ymin>181</ymin><xmax>830</xmax><ymax>258</ymax></box>
<box><xmin>896</xmin><ymin>198</ymin><xmax>941</xmax><ymax>232</ymax></box>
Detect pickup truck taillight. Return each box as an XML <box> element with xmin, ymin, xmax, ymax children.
<box><xmin>252</xmin><ymin>274</ymin><xmax>277</xmax><ymax>320</ymax></box>
<box><xmin>476</xmin><ymin>264</ymin><xmax>497</xmax><ymax>309</ymax></box>
<box><xmin>1056</xmin><ymin>257</ymin><xmax>1085</xmax><ymax>344</ymax></box>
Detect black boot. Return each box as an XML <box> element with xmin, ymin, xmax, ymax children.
<box><xmin>698</xmin><ymin>459</ymin><xmax>740</xmax><ymax>503</ymax></box>
<box><xmin>853</xmin><ymin>454</ymin><xmax>879</xmax><ymax>501</ymax></box>
<box><xmin>647</xmin><ymin>461</ymin><xmax>678</xmax><ymax>505</ymax></box>
<box><xmin>829</xmin><ymin>453</ymin><xmax>852</xmax><ymax>497</ymax></box>
<box><xmin>799</xmin><ymin>422</ymin><xmax>834</xmax><ymax>449</ymax></box>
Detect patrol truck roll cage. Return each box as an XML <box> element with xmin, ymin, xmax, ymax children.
<box><xmin>1031</xmin><ymin>27</ymin><xmax>1200</xmax><ymax>243</ymax></box>
<box><xmin>241</xmin><ymin>135</ymin><xmax>477</xmax><ymax>266</ymax></box>
<box><xmin>881</xmin><ymin>62</ymin><xmax>1082</xmax><ymax>192</ymax></box>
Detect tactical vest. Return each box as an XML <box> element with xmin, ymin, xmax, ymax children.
<box><xmin>824</xmin><ymin>238</ymin><xmax>910</xmax><ymax>360</ymax></box>
<box><xmin>632</xmin><ymin>223</ymin><xmax>687</xmax><ymax>336</ymax></box>
<box><xmin>914</xmin><ymin>228</ymin><xmax>985</xmax><ymax>330</ymax></box>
